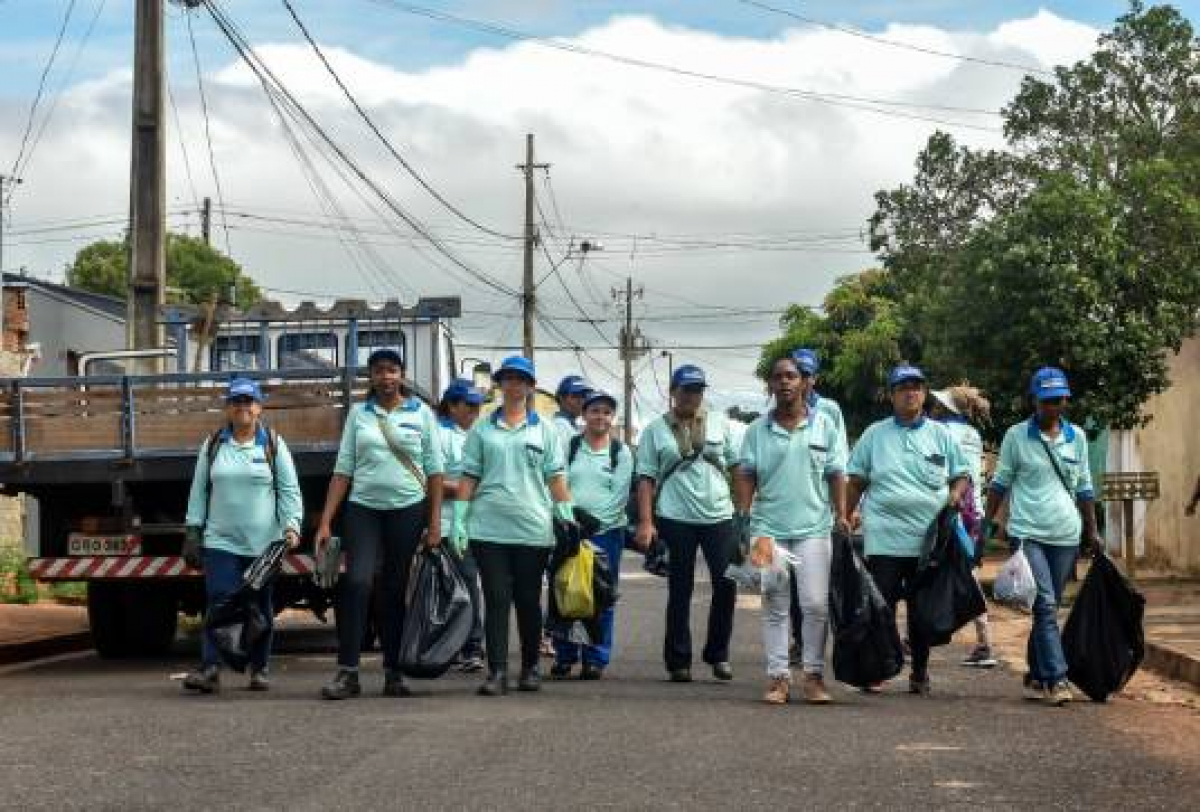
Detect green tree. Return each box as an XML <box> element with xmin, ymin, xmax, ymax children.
<box><xmin>65</xmin><ymin>233</ymin><xmax>262</xmax><ymax>307</ymax></box>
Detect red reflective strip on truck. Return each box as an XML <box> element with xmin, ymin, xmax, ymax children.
<box><xmin>28</xmin><ymin>554</ymin><xmax>318</xmax><ymax>580</ymax></box>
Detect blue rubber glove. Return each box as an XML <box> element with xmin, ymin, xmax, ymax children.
<box><xmin>553</xmin><ymin>501</ymin><xmax>576</xmax><ymax>524</ymax></box>
<box><xmin>450</xmin><ymin>501</ymin><xmax>470</xmax><ymax>555</ymax></box>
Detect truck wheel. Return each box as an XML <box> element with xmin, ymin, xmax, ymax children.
<box><xmin>88</xmin><ymin>582</ymin><xmax>179</xmax><ymax>658</ymax></box>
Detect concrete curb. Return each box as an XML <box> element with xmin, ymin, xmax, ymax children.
<box><xmin>0</xmin><ymin>631</ymin><xmax>93</xmax><ymax>666</ymax></box>
<box><xmin>1143</xmin><ymin>640</ymin><xmax>1200</xmax><ymax>689</ymax></box>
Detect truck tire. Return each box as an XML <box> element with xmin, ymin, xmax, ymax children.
<box><xmin>88</xmin><ymin>582</ymin><xmax>179</xmax><ymax>658</ymax></box>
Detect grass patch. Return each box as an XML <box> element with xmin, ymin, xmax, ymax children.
<box><xmin>0</xmin><ymin>546</ymin><xmax>39</xmax><ymax>604</ymax></box>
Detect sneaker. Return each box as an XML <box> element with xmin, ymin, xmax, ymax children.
<box><xmin>549</xmin><ymin>662</ymin><xmax>574</xmax><ymax>680</ymax></box>
<box><xmin>961</xmin><ymin>645</ymin><xmax>998</xmax><ymax>668</ymax></box>
<box><xmin>248</xmin><ymin>670</ymin><xmax>270</xmax><ymax>692</ymax></box>
<box><xmin>320</xmin><ymin>669</ymin><xmax>361</xmax><ymax>700</ymax></box>
<box><xmin>711</xmin><ymin>662</ymin><xmax>734</xmax><ymax>681</ymax></box>
<box><xmin>383</xmin><ymin>669</ymin><xmax>412</xmax><ymax>697</ymax></box>
<box><xmin>517</xmin><ymin>665</ymin><xmax>542</xmax><ymax>692</ymax></box>
<box><xmin>764</xmin><ymin>676</ymin><xmax>790</xmax><ymax>705</ymax></box>
<box><xmin>1022</xmin><ymin>675</ymin><xmax>1045</xmax><ymax>701</ymax></box>
<box><xmin>539</xmin><ymin>634</ymin><xmax>556</xmax><ymax>658</ymax></box>
<box><xmin>458</xmin><ymin>654</ymin><xmax>485</xmax><ymax>674</ymax></box>
<box><xmin>802</xmin><ymin>674</ymin><xmax>832</xmax><ymax>705</ymax></box>
<box><xmin>1044</xmin><ymin>681</ymin><xmax>1073</xmax><ymax>707</ymax></box>
<box><xmin>182</xmin><ymin>665</ymin><xmax>220</xmax><ymax>694</ymax></box>
<box><xmin>479</xmin><ymin>669</ymin><xmax>507</xmax><ymax>697</ymax></box>
<box><xmin>580</xmin><ymin>663</ymin><xmax>604</xmax><ymax>681</ymax></box>
<box><xmin>908</xmin><ymin>675</ymin><xmax>932</xmax><ymax>697</ymax></box>
<box><xmin>668</xmin><ymin>667</ymin><xmax>693</xmax><ymax>683</ymax></box>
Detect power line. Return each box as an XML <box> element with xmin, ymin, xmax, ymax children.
<box><xmin>735</xmin><ymin>0</ymin><xmax>1054</xmax><ymax>77</ymax></box>
<box><xmin>166</xmin><ymin>74</ymin><xmax>202</xmax><ymax>211</ymax></box>
<box><xmin>365</xmin><ymin>0</ymin><xmax>1004</xmax><ymax>132</ymax></box>
<box><xmin>186</xmin><ymin>8</ymin><xmax>232</xmax><ymax>254</ymax></box>
<box><xmin>6</xmin><ymin>0</ymin><xmax>77</xmax><ymax>198</ymax></box>
<box><xmin>279</xmin><ymin>0</ymin><xmax>519</xmax><ymax>242</ymax></box>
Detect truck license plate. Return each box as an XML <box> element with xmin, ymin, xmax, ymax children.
<box><xmin>67</xmin><ymin>535</ymin><xmax>137</xmax><ymax>556</ymax></box>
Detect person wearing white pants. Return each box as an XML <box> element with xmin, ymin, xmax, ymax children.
<box><xmin>734</xmin><ymin>352</ymin><xmax>850</xmax><ymax>705</ymax></box>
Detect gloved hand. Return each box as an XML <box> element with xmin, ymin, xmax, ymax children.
<box><xmin>450</xmin><ymin>501</ymin><xmax>470</xmax><ymax>555</ymax></box>
<box><xmin>182</xmin><ymin>526</ymin><xmax>204</xmax><ymax>571</ymax></box>
<box><xmin>553</xmin><ymin>500</ymin><xmax>577</xmax><ymax>525</ymax></box>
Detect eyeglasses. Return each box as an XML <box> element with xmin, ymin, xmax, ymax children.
<box><xmin>227</xmin><ymin>396</ymin><xmax>256</xmax><ymax>406</ymax></box>
<box><xmin>678</xmin><ymin>385</ymin><xmax>706</xmax><ymax>395</ymax></box>
<box><xmin>1040</xmin><ymin>396</ymin><xmax>1068</xmax><ymax>406</ymax></box>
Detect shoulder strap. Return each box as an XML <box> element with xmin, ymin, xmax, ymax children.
<box><xmin>375</xmin><ymin>412</ymin><xmax>428</xmax><ymax>491</ymax></box>
<box><xmin>567</xmin><ymin>434</ymin><xmax>584</xmax><ymax>467</ymax></box>
<box><xmin>1037</xmin><ymin>434</ymin><xmax>1075</xmax><ymax>498</ymax></box>
<box><xmin>609</xmin><ymin>438</ymin><xmax>621</xmax><ymax>470</ymax></box>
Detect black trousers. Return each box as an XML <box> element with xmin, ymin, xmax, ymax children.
<box><xmin>659</xmin><ymin>517</ymin><xmax>737</xmax><ymax>671</ymax></box>
<box><xmin>337</xmin><ymin>500</ymin><xmax>426</xmax><ymax>670</ymax></box>
<box><xmin>471</xmin><ymin>541</ymin><xmax>550</xmax><ymax>671</ymax></box>
<box><xmin>866</xmin><ymin>554</ymin><xmax>930</xmax><ymax>679</ymax></box>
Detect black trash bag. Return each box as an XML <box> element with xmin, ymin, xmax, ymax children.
<box><xmin>1062</xmin><ymin>552</ymin><xmax>1146</xmax><ymax>702</ymax></box>
<box><xmin>204</xmin><ymin>540</ymin><xmax>287</xmax><ymax>672</ymax></box>
<box><xmin>828</xmin><ymin>531</ymin><xmax>904</xmax><ymax>688</ymax></box>
<box><xmin>546</xmin><ymin>543</ymin><xmax>617</xmax><ymax>646</ymax></box>
<box><xmin>643</xmin><ymin>536</ymin><xmax>669</xmax><ymax>578</ymax></box>
<box><xmin>911</xmin><ymin>507</ymin><xmax>986</xmax><ymax>646</ymax></box>
<box><xmin>398</xmin><ymin>547</ymin><xmax>473</xmax><ymax>678</ymax></box>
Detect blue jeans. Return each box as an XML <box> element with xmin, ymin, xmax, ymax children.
<box><xmin>554</xmin><ymin>528</ymin><xmax>625</xmax><ymax>668</ymax></box>
<box><xmin>201</xmin><ymin>548</ymin><xmax>273</xmax><ymax>672</ymax></box>
<box><xmin>1020</xmin><ymin>539</ymin><xmax>1077</xmax><ymax>685</ymax></box>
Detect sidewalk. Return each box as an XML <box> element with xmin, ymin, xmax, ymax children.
<box><xmin>980</xmin><ymin>555</ymin><xmax>1200</xmax><ymax>690</ymax></box>
<box><xmin>0</xmin><ymin>603</ymin><xmax>91</xmax><ymax>666</ymax></box>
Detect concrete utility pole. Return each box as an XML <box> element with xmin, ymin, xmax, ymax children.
<box><xmin>127</xmin><ymin>0</ymin><xmax>167</xmax><ymax>366</ymax></box>
<box><xmin>200</xmin><ymin>196</ymin><xmax>212</xmax><ymax>246</ymax></box>
<box><xmin>615</xmin><ymin>276</ymin><xmax>645</xmax><ymax>444</ymax></box>
<box><xmin>516</xmin><ymin>134</ymin><xmax>549</xmax><ymax>361</ymax></box>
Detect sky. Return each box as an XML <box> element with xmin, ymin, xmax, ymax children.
<box><xmin>0</xmin><ymin>1</ymin><xmax>1194</xmax><ymax>422</ymax></box>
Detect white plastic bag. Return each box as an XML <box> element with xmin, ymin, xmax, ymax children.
<box><xmin>993</xmin><ymin>549</ymin><xmax>1037</xmax><ymax>611</ymax></box>
<box><xmin>724</xmin><ymin>539</ymin><xmax>799</xmax><ymax>593</ymax></box>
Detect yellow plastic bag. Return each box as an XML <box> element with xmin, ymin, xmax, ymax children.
<box><xmin>554</xmin><ymin>544</ymin><xmax>595</xmax><ymax>620</ymax></box>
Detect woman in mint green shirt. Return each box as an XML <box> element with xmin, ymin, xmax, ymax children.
<box><xmin>453</xmin><ymin>356</ymin><xmax>575</xmax><ymax>697</ymax></box>
<box><xmin>847</xmin><ymin>364</ymin><xmax>969</xmax><ymax>696</ymax></box>
<box><xmin>181</xmin><ymin>378</ymin><xmax>303</xmax><ymax>695</ymax></box>
<box><xmin>315</xmin><ymin>349</ymin><xmax>444</xmax><ymax>701</ymax></box>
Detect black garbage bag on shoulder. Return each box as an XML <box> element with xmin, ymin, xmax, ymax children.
<box><xmin>398</xmin><ymin>547</ymin><xmax>473</xmax><ymax>678</ymax></box>
<box><xmin>1062</xmin><ymin>552</ymin><xmax>1146</xmax><ymax>702</ymax></box>
<box><xmin>911</xmin><ymin>507</ymin><xmax>986</xmax><ymax>646</ymax></box>
<box><xmin>204</xmin><ymin>540</ymin><xmax>287</xmax><ymax>672</ymax></box>
<box><xmin>828</xmin><ymin>531</ymin><xmax>904</xmax><ymax>688</ymax></box>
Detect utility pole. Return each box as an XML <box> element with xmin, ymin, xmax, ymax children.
<box><xmin>516</xmin><ymin>133</ymin><xmax>548</xmax><ymax>360</ymax></box>
<box><xmin>0</xmin><ymin>175</ymin><xmax>21</xmax><ymax>348</ymax></box>
<box><xmin>200</xmin><ymin>196</ymin><xmax>212</xmax><ymax>246</ymax></box>
<box><xmin>127</xmin><ymin>0</ymin><xmax>167</xmax><ymax>367</ymax></box>
<box><xmin>615</xmin><ymin>276</ymin><xmax>645</xmax><ymax>444</ymax></box>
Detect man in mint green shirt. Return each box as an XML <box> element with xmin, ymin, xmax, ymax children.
<box><xmin>985</xmin><ymin>366</ymin><xmax>1102</xmax><ymax>706</ymax></box>
<box><xmin>734</xmin><ymin>354</ymin><xmax>850</xmax><ymax>705</ymax></box>
<box><xmin>552</xmin><ymin>390</ymin><xmax>634</xmax><ymax>679</ymax></box>
<box><xmin>634</xmin><ymin>364</ymin><xmax>740</xmax><ymax>683</ymax></box>
<box><xmin>847</xmin><ymin>363</ymin><xmax>969</xmax><ymax>696</ymax></box>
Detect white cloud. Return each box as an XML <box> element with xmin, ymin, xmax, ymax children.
<box><xmin>0</xmin><ymin>10</ymin><xmax>1100</xmax><ymax>413</ymax></box>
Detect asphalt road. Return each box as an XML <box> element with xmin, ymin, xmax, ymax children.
<box><xmin>2</xmin><ymin>566</ymin><xmax>1198</xmax><ymax>811</ymax></box>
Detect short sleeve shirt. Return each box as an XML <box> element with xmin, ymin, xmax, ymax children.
<box><xmin>334</xmin><ymin>398</ymin><xmax>444</xmax><ymax>511</ymax></box>
<box><xmin>991</xmin><ymin>417</ymin><xmax>1093</xmax><ymax>546</ymax></box>
<box><xmin>568</xmin><ymin>439</ymin><xmax>635</xmax><ymax>533</ymax></box>
<box><xmin>636</xmin><ymin>410</ymin><xmax>737</xmax><ymax>524</ymax></box>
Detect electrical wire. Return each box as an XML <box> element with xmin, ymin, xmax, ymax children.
<box><xmin>166</xmin><ymin>75</ymin><xmax>202</xmax><ymax>211</ymax></box>
<box><xmin>280</xmin><ymin>0</ymin><xmax>519</xmax><ymax>242</ymax></box>
<box><xmin>186</xmin><ymin>8</ymin><xmax>233</xmax><ymax>254</ymax></box>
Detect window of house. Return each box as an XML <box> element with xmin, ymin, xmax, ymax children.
<box><xmin>351</xmin><ymin>329</ymin><xmax>405</xmax><ymax>368</ymax></box>
<box><xmin>278</xmin><ymin>332</ymin><xmax>338</xmax><ymax>369</ymax></box>
<box><xmin>211</xmin><ymin>335</ymin><xmax>263</xmax><ymax>372</ymax></box>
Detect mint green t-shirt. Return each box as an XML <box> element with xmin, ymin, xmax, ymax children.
<box><xmin>810</xmin><ymin>393</ymin><xmax>849</xmax><ymax>459</ymax></box>
<box><xmin>567</xmin><ymin>437</ymin><xmax>634</xmax><ymax>533</ymax></box>
<box><xmin>942</xmin><ymin>417</ymin><xmax>986</xmax><ymax>515</ymax></box>
<box><xmin>636</xmin><ymin>410</ymin><xmax>737</xmax><ymax>524</ymax></box>
<box><xmin>738</xmin><ymin>410</ymin><xmax>847</xmax><ymax>540</ymax></box>
<box><xmin>462</xmin><ymin>410</ymin><xmax>565</xmax><ymax>546</ymax></box>
<box><xmin>848</xmin><ymin>416</ymin><xmax>970</xmax><ymax>557</ymax></box>
<box><xmin>333</xmin><ymin>398</ymin><xmax>444</xmax><ymax>511</ymax></box>
<box><xmin>436</xmin><ymin>418</ymin><xmax>468</xmax><ymax>534</ymax></box>
<box><xmin>186</xmin><ymin>431</ymin><xmax>304</xmax><ymax>557</ymax></box>
<box><xmin>991</xmin><ymin>417</ymin><xmax>1093</xmax><ymax>546</ymax></box>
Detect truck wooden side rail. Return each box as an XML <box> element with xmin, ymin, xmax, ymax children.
<box><xmin>0</xmin><ymin>367</ymin><xmax>399</xmax><ymax>658</ymax></box>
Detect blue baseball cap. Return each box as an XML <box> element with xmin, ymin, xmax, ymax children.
<box><xmin>792</xmin><ymin>348</ymin><xmax>819</xmax><ymax>375</ymax></box>
<box><xmin>442</xmin><ymin>378</ymin><xmax>485</xmax><ymax>406</ymax></box>
<box><xmin>583</xmin><ymin>390</ymin><xmax>618</xmax><ymax>412</ymax></box>
<box><xmin>671</xmin><ymin>364</ymin><xmax>707</xmax><ymax>390</ymax></box>
<box><xmin>493</xmin><ymin>355</ymin><xmax>536</xmax><ymax>383</ymax></box>
<box><xmin>226</xmin><ymin>377</ymin><xmax>264</xmax><ymax>402</ymax></box>
<box><xmin>556</xmin><ymin>374</ymin><xmax>592</xmax><ymax>397</ymax></box>
<box><xmin>366</xmin><ymin>347</ymin><xmax>404</xmax><ymax>368</ymax></box>
<box><xmin>1030</xmin><ymin>366</ymin><xmax>1071</xmax><ymax>400</ymax></box>
<box><xmin>888</xmin><ymin>363</ymin><xmax>926</xmax><ymax>388</ymax></box>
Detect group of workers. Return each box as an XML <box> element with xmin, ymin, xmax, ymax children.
<box><xmin>180</xmin><ymin>345</ymin><xmax>1101</xmax><ymax>708</ymax></box>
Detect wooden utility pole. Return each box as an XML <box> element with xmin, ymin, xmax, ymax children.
<box><xmin>615</xmin><ymin>276</ymin><xmax>644</xmax><ymax>444</ymax></box>
<box><xmin>201</xmin><ymin>196</ymin><xmax>212</xmax><ymax>245</ymax></box>
<box><xmin>516</xmin><ymin>134</ymin><xmax>548</xmax><ymax>360</ymax></box>
<box><xmin>127</xmin><ymin>0</ymin><xmax>166</xmax><ymax>367</ymax></box>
